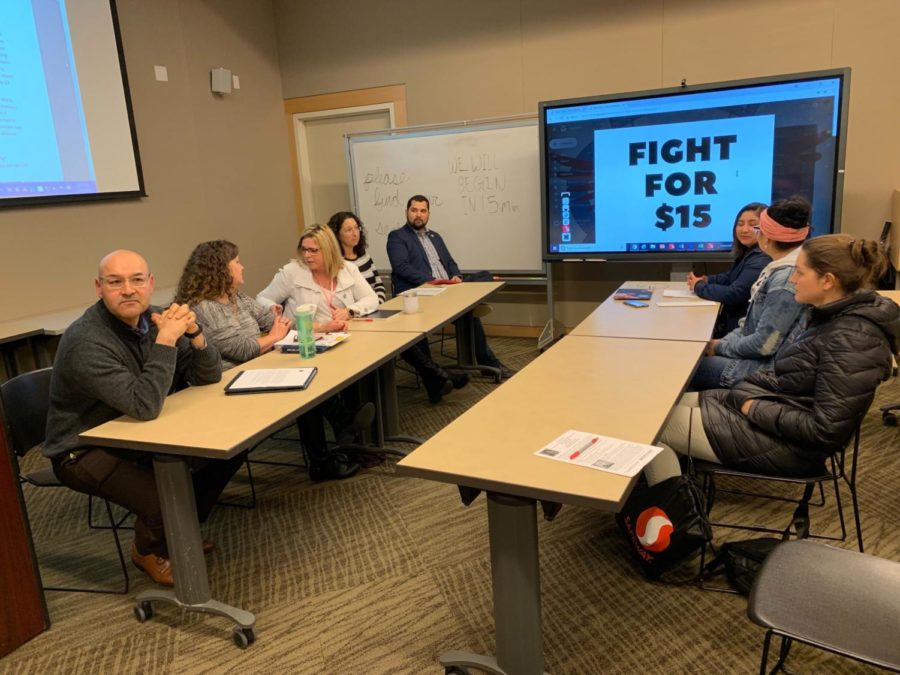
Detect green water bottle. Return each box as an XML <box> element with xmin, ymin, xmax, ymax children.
<box><xmin>294</xmin><ymin>304</ymin><xmax>316</xmax><ymax>359</ymax></box>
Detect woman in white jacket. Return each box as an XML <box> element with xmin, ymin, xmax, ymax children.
<box><xmin>257</xmin><ymin>224</ymin><xmax>378</xmax><ymax>330</ymax></box>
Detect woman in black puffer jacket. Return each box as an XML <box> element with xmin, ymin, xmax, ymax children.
<box><xmin>645</xmin><ymin>234</ymin><xmax>900</xmax><ymax>484</ymax></box>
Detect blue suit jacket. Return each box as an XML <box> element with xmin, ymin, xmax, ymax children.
<box><xmin>387</xmin><ymin>223</ymin><xmax>461</xmax><ymax>295</ymax></box>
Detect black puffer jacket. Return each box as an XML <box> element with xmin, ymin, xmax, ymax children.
<box><xmin>700</xmin><ymin>291</ymin><xmax>899</xmax><ymax>476</ymax></box>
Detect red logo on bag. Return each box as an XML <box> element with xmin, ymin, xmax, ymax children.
<box><xmin>635</xmin><ymin>507</ymin><xmax>674</xmax><ymax>552</ymax></box>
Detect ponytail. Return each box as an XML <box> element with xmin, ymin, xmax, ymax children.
<box><xmin>849</xmin><ymin>239</ymin><xmax>887</xmax><ymax>290</ymax></box>
<box><xmin>802</xmin><ymin>234</ymin><xmax>886</xmax><ymax>293</ymax></box>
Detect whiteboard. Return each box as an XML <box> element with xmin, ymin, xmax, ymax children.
<box><xmin>346</xmin><ymin>118</ymin><xmax>542</xmax><ymax>275</ymax></box>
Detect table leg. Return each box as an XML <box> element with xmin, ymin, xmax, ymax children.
<box><xmin>455</xmin><ymin>312</ymin><xmax>477</xmax><ymax>367</ymax></box>
<box><xmin>454</xmin><ymin>312</ymin><xmax>501</xmax><ymax>382</ymax></box>
<box><xmin>375</xmin><ymin>363</ymin><xmax>422</xmax><ymax>450</ymax></box>
<box><xmin>439</xmin><ymin>492</ymin><xmax>548</xmax><ymax>675</ymax></box>
<box><xmin>135</xmin><ymin>455</ymin><xmax>256</xmax><ymax>646</ymax></box>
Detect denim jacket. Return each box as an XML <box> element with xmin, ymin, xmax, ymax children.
<box><xmin>714</xmin><ymin>256</ymin><xmax>805</xmax><ymax>386</ymax></box>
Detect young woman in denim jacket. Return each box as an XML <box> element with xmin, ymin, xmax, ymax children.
<box><xmin>690</xmin><ymin>197</ymin><xmax>811</xmax><ymax>390</ymax></box>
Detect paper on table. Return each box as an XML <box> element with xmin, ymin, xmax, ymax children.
<box><xmin>662</xmin><ymin>289</ymin><xmax>697</xmax><ymax>298</ymax></box>
<box><xmin>657</xmin><ymin>300</ymin><xmax>717</xmax><ymax>307</ymax></box>
<box><xmin>535</xmin><ymin>430</ymin><xmax>662</xmax><ymax>477</ymax></box>
<box><xmin>414</xmin><ymin>287</ymin><xmax>446</xmax><ymax>296</ymax></box>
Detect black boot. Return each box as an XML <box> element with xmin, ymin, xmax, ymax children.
<box><xmin>402</xmin><ymin>340</ymin><xmax>453</xmax><ymax>403</ymax></box>
<box><xmin>297</xmin><ymin>408</ymin><xmax>360</xmax><ymax>481</ymax></box>
<box><xmin>307</xmin><ymin>450</ymin><xmax>360</xmax><ymax>482</ymax></box>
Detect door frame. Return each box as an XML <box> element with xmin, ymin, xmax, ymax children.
<box><xmin>284</xmin><ymin>85</ymin><xmax>408</xmax><ymax>231</ymax></box>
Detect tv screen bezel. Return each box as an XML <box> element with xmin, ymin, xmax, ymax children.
<box><xmin>0</xmin><ymin>0</ymin><xmax>146</xmax><ymax>210</ymax></box>
<box><xmin>539</xmin><ymin>67</ymin><xmax>851</xmax><ymax>262</ymax></box>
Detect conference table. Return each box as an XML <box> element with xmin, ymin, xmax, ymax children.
<box><xmin>79</xmin><ymin>331</ymin><xmax>421</xmax><ymax>646</ymax></box>
<box><xmin>569</xmin><ymin>281</ymin><xmax>719</xmax><ymax>342</ymax></box>
<box><xmin>397</xmin><ymin>334</ymin><xmax>707</xmax><ymax>675</ymax></box>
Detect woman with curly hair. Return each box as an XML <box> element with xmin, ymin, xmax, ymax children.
<box><xmin>175</xmin><ymin>240</ymin><xmax>292</xmax><ymax>370</ymax></box>
<box><xmin>176</xmin><ymin>240</ymin><xmax>362</xmax><ymax>482</ymax></box>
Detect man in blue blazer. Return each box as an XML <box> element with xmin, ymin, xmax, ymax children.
<box><xmin>387</xmin><ymin>195</ymin><xmax>513</xmax><ymax>379</ymax></box>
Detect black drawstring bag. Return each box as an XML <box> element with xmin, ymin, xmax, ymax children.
<box><xmin>616</xmin><ymin>474</ymin><xmax>711</xmax><ymax>580</ymax></box>
<box><xmin>702</xmin><ymin>485</ymin><xmax>812</xmax><ymax>594</ymax></box>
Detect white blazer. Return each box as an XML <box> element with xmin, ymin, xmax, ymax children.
<box><xmin>256</xmin><ymin>260</ymin><xmax>378</xmax><ymax>323</ymax></box>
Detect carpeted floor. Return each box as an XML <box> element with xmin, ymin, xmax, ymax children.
<box><xmin>3</xmin><ymin>335</ymin><xmax>898</xmax><ymax>673</ymax></box>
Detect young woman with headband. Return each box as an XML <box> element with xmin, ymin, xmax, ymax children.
<box><xmin>690</xmin><ymin>197</ymin><xmax>811</xmax><ymax>390</ymax></box>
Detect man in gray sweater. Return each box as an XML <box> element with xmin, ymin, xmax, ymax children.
<box><xmin>44</xmin><ymin>250</ymin><xmax>244</xmax><ymax>586</ymax></box>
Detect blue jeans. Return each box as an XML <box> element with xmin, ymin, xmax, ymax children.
<box><xmin>689</xmin><ymin>355</ymin><xmax>732</xmax><ymax>391</ymax></box>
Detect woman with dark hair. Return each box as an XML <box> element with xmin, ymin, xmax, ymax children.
<box><xmin>646</xmin><ymin>233</ymin><xmax>898</xmax><ymax>484</ymax></box>
<box><xmin>690</xmin><ymin>197</ymin><xmax>811</xmax><ymax>391</ymax></box>
<box><xmin>687</xmin><ymin>202</ymin><xmax>770</xmax><ymax>336</ymax></box>
<box><xmin>324</xmin><ymin>210</ymin><xmax>469</xmax><ymax>404</ymax></box>
<box><xmin>327</xmin><ymin>211</ymin><xmax>386</xmax><ymax>303</ymax></box>
<box><xmin>177</xmin><ymin>239</ymin><xmax>364</xmax><ymax>482</ymax></box>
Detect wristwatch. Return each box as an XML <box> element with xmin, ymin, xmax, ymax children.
<box><xmin>185</xmin><ymin>324</ymin><xmax>203</xmax><ymax>339</ymax></box>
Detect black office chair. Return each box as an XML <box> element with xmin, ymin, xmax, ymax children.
<box><xmin>748</xmin><ymin>540</ymin><xmax>900</xmax><ymax>674</ymax></box>
<box><xmin>693</xmin><ymin>425</ymin><xmax>864</xmax><ymax>593</ymax></box>
<box><xmin>0</xmin><ymin>367</ymin><xmax>129</xmax><ymax>594</ymax></box>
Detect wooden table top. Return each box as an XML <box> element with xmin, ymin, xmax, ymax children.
<box><xmin>569</xmin><ymin>281</ymin><xmax>718</xmax><ymax>343</ymax></box>
<box><xmin>397</xmin><ymin>335</ymin><xmax>705</xmax><ymax>511</ymax></box>
<box><xmin>80</xmin><ymin>331</ymin><xmax>420</xmax><ymax>459</ymax></box>
<box><xmin>347</xmin><ymin>281</ymin><xmax>504</xmax><ymax>334</ymax></box>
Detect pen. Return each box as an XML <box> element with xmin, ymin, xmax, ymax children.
<box><xmin>569</xmin><ymin>436</ymin><xmax>598</xmax><ymax>460</ymax></box>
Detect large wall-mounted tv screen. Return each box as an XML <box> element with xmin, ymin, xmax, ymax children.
<box><xmin>540</xmin><ymin>68</ymin><xmax>850</xmax><ymax>261</ymax></box>
<box><xmin>0</xmin><ymin>0</ymin><xmax>144</xmax><ymax>208</ymax></box>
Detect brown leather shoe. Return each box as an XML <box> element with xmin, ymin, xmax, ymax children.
<box><xmin>131</xmin><ymin>544</ymin><xmax>173</xmax><ymax>586</ymax></box>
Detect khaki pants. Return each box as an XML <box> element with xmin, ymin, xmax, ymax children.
<box><xmin>645</xmin><ymin>392</ymin><xmax>720</xmax><ymax>486</ymax></box>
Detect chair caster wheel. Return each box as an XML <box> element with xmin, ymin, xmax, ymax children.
<box><xmin>232</xmin><ymin>626</ymin><xmax>255</xmax><ymax>649</ymax></box>
<box><xmin>134</xmin><ymin>601</ymin><xmax>153</xmax><ymax>623</ymax></box>
<box><xmin>883</xmin><ymin>411</ymin><xmax>898</xmax><ymax>427</ymax></box>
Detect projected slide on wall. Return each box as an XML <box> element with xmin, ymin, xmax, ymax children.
<box><xmin>0</xmin><ymin>0</ymin><xmax>143</xmax><ymax>206</ymax></box>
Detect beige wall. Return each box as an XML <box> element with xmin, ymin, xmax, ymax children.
<box><xmin>273</xmin><ymin>0</ymin><xmax>900</xmax><ymax>326</ymax></box>
<box><xmin>0</xmin><ymin>0</ymin><xmax>297</xmax><ymax>323</ymax></box>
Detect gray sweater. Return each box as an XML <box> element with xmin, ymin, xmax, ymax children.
<box><xmin>192</xmin><ymin>293</ymin><xmax>274</xmax><ymax>370</ymax></box>
<box><xmin>43</xmin><ymin>301</ymin><xmax>222</xmax><ymax>459</ymax></box>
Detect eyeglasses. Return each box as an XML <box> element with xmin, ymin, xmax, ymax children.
<box><xmin>100</xmin><ymin>275</ymin><xmax>149</xmax><ymax>290</ymax></box>
<box><xmin>300</xmin><ymin>246</ymin><xmax>321</xmax><ymax>255</ymax></box>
